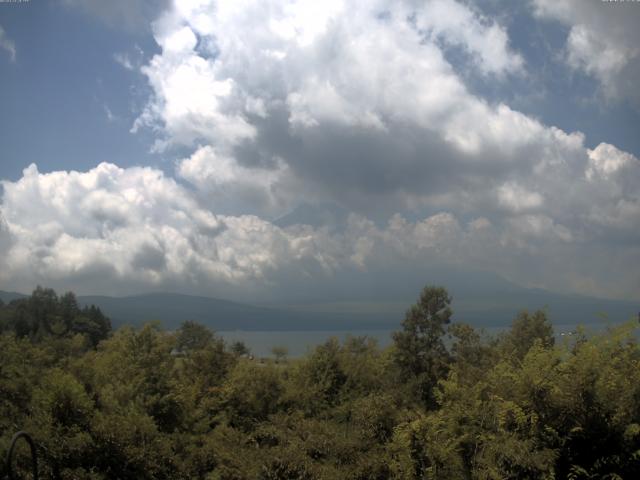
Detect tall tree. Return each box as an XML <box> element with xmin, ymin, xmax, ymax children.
<box><xmin>393</xmin><ymin>285</ymin><xmax>452</xmax><ymax>407</ymax></box>
<box><xmin>500</xmin><ymin>309</ymin><xmax>554</xmax><ymax>361</ymax></box>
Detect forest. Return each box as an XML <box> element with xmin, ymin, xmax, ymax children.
<box><xmin>1</xmin><ymin>286</ymin><xmax>639</xmax><ymax>479</ymax></box>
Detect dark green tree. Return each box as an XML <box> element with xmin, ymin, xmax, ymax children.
<box><xmin>176</xmin><ymin>320</ymin><xmax>213</xmax><ymax>353</ymax></box>
<box><xmin>301</xmin><ymin>338</ymin><xmax>347</xmax><ymax>410</ymax></box>
<box><xmin>393</xmin><ymin>285</ymin><xmax>452</xmax><ymax>407</ymax></box>
<box><xmin>230</xmin><ymin>340</ymin><xmax>251</xmax><ymax>357</ymax></box>
<box><xmin>0</xmin><ymin>288</ymin><xmax>110</xmax><ymax>345</ymax></box>
<box><xmin>74</xmin><ymin>304</ymin><xmax>112</xmax><ymax>346</ymax></box>
<box><xmin>500</xmin><ymin>309</ymin><xmax>554</xmax><ymax>361</ymax></box>
<box><xmin>0</xmin><ymin>299</ymin><xmax>6</xmax><ymax>333</ymax></box>
<box><xmin>31</xmin><ymin>286</ymin><xmax>68</xmax><ymax>336</ymax></box>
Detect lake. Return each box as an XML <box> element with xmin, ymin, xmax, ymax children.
<box><xmin>218</xmin><ymin>321</ymin><xmax>631</xmax><ymax>358</ymax></box>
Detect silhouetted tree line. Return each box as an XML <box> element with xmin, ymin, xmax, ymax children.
<box><xmin>0</xmin><ymin>286</ymin><xmax>638</xmax><ymax>479</ymax></box>
<box><xmin>0</xmin><ymin>286</ymin><xmax>111</xmax><ymax>346</ymax></box>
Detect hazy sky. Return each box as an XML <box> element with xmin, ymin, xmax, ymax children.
<box><xmin>0</xmin><ymin>0</ymin><xmax>639</xmax><ymax>302</ymax></box>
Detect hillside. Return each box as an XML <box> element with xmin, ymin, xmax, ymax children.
<box><xmin>2</xmin><ymin>284</ymin><xmax>637</xmax><ymax>331</ymax></box>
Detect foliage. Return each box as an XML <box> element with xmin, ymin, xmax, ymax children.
<box><xmin>0</xmin><ymin>286</ymin><xmax>111</xmax><ymax>345</ymax></box>
<box><xmin>176</xmin><ymin>320</ymin><xmax>214</xmax><ymax>353</ymax></box>
<box><xmin>271</xmin><ymin>345</ymin><xmax>289</xmax><ymax>363</ymax></box>
<box><xmin>1</xmin><ymin>286</ymin><xmax>639</xmax><ymax>479</ymax></box>
<box><xmin>230</xmin><ymin>340</ymin><xmax>251</xmax><ymax>357</ymax></box>
<box><xmin>392</xmin><ymin>285</ymin><xmax>452</xmax><ymax>407</ymax></box>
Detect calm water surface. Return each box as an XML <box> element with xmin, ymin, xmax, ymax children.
<box><xmin>218</xmin><ymin>322</ymin><xmax>627</xmax><ymax>358</ymax></box>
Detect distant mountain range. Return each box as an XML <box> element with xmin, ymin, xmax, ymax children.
<box><xmin>77</xmin><ymin>293</ymin><xmax>386</xmax><ymax>331</ymax></box>
<box><xmin>0</xmin><ymin>290</ymin><xmax>395</xmax><ymax>331</ymax></box>
<box><xmin>0</xmin><ymin>291</ymin><xmax>27</xmax><ymax>304</ymax></box>
<box><xmin>1</xmin><ymin>284</ymin><xmax>637</xmax><ymax>331</ymax></box>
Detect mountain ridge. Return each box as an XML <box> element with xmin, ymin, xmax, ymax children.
<box><xmin>1</xmin><ymin>285</ymin><xmax>637</xmax><ymax>331</ymax></box>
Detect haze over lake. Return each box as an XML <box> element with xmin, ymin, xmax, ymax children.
<box><xmin>217</xmin><ymin>322</ymin><xmax>624</xmax><ymax>358</ymax></box>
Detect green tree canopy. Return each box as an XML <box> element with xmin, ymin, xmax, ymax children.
<box><xmin>500</xmin><ymin>309</ymin><xmax>554</xmax><ymax>361</ymax></box>
<box><xmin>392</xmin><ymin>285</ymin><xmax>452</xmax><ymax>407</ymax></box>
<box><xmin>176</xmin><ymin>320</ymin><xmax>214</xmax><ymax>353</ymax></box>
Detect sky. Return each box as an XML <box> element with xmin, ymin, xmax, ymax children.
<box><xmin>0</xmin><ymin>0</ymin><xmax>639</xmax><ymax>304</ymax></box>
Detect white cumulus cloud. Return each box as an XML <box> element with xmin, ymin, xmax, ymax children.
<box><xmin>1</xmin><ymin>154</ymin><xmax>639</xmax><ymax>300</ymax></box>
<box><xmin>2</xmin><ymin>1</ymin><xmax>639</xmax><ymax>302</ymax></box>
<box><xmin>532</xmin><ymin>0</ymin><xmax>640</xmax><ymax>105</ymax></box>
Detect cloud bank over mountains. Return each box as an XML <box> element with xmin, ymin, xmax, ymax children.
<box><xmin>1</xmin><ymin>0</ymin><xmax>638</xmax><ymax>301</ymax></box>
